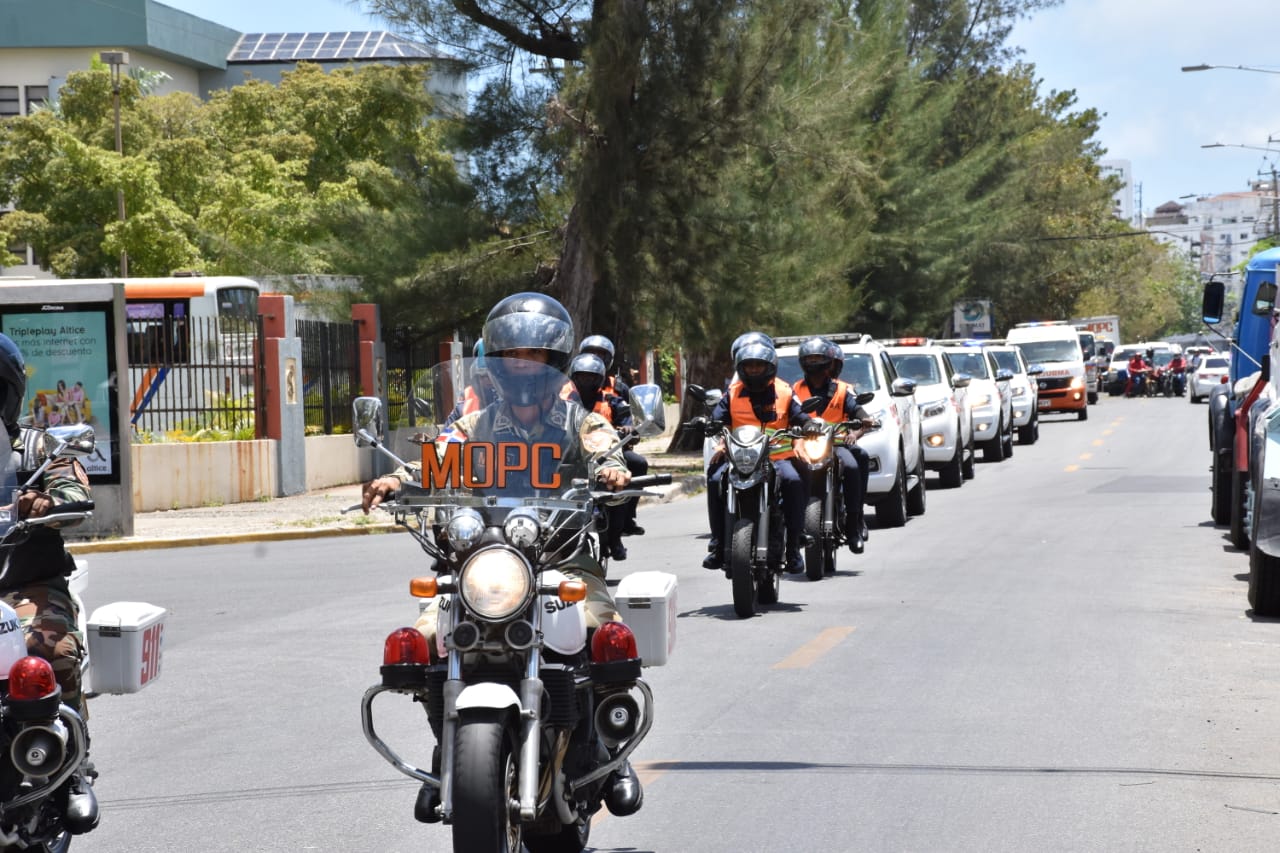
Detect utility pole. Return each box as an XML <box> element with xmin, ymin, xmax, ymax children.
<box><xmin>101</xmin><ymin>51</ymin><xmax>129</xmax><ymax>276</ymax></box>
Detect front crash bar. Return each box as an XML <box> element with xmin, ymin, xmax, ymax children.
<box><xmin>360</xmin><ymin>685</ymin><xmax>437</xmax><ymax>788</ymax></box>
<box><xmin>567</xmin><ymin>679</ymin><xmax>654</xmax><ymax>793</ymax></box>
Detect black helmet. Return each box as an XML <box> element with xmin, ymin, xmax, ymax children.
<box><xmin>731</xmin><ymin>331</ymin><xmax>774</xmax><ymax>362</ymax></box>
<box><xmin>735</xmin><ymin>341</ymin><xmax>777</xmax><ymax>392</ymax></box>
<box><xmin>824</xmin><ymin>340</ymin><xmax>845</xmax><ymax>379</ymax></box>
<box><xmin>569</xmin><ymin>353</ymin><xmax>606</xmax><ymax>395</ymax></box>
<box><xmin>578</xmin><ymin>335</ymin><xmax>616</xmax><ymax>371</ymax></box>
<box><xmin>798</xmin><ymin>336</ymin><xmax>833</xmax><ymax>384</ymax></box>
<box><xmin>482</xmin><ymin>292</ymin><xmax>575</xmax><ymax>406</ymax></box>
<box><xmin>0</xmin><ymin>333</ymin><xmax>25</xmax><ymax>436</ymax></box>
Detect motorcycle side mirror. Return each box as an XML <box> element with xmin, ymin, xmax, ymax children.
<box><xmin>951</xmin><ymin>373</ymin><xmax>971</xmax><ymax>389</ymax></box>
<box><xmin>799</xmin><ymin>396</ymin><xmax>826</xmax><ymax>414</ymax></box>
<box><xmin>687</xmin><ymin>384</ymin><xmax>708</xmax><ymax>403</ymax></box>
<box><xmin>627</xmin><ymin>384</ymin><xmax>667</xmax><ymax>437</ymax></box>
<box><xmin>890</xmin><ymin>378</ymin><xmax>916</xmax><ymax>397</ymax></box>
<box><xmin>352</xmin><ymin>397</ymin><xmax>385</xmax><ymax>448</ymax></box>
<box><xmin>855</xmin><ymin>391</ymin><xmax>876</xmax><ymax>406</ymax></box>
<box><xmin>45</xmin><ymin>424</ymin><xmax>95</xmax><ymax>457</ymax></box>
<box><xmin>412</xmin><ymin>397</ymin><xmax>434</xmax><ymax>418</ymax></box>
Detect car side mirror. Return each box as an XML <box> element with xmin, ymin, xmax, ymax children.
<box><xmin>890</xmin><ymin>378</ymin><xmax>916</xmax><ymax>397</ymax></box>
<box><xmin>995</xmin><ymin>369</ymin><xmax>1014</xmax><ymax>383</ymax></box>
<box><xmin>951</xmin><ymin>372</ymin><xmax>971</xmax><ymax>389</ymax></box>
<box><xmin>1027</xmin><ymin>364</ymin><xmax>1045</xmax><ymax>376</ymax></box>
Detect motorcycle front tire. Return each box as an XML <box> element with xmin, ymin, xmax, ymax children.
<box><xmin>730</xmin><ymin>517</ymin><xmax>758</xmax><ymax>618</ymax></box>
<box><xmin>452</xmin><ymin>712</ymin><xmax>522</xmax><ymax>853</ymax></box>
<box><xmin>804</xmin><ymin>496</ymin><xmax>825</xmax><ymax>581</ymax></box>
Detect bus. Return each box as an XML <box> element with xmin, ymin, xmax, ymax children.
<box><xmin>119</xmin><ymin>276</ymin><xmax>261</xmax><ymax>434</ymax></box>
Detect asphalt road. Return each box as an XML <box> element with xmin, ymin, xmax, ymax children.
<box><xmin>75</xmin><ymin>394</ymin><xmax>1280</xmax><ymax>853</ymax></box>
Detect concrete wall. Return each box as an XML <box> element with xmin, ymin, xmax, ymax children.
<box><xmin>304</xmin><ymin>435</ymin><xmax>378</xmax><ymax>491</ymax></box>
<box><xmin>131</xmin><ymin>440</ymin><xmax>276</xmax><ymax>512</ymax></box>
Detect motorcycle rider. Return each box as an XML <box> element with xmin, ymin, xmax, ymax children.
<box><xmin>701</xmin><ymin>339</ymin><xmax>810</xmax><ymax>574</ymax></box>
<box><xmin>825</xmin><ymin>340</ymin><xmax>874</xmax><ymax>549</ymax></box>
<box><xmin>361</xmin><ymin>293</ymin><xmax>644</xmax><ymax>820</ymax></box>
<box><xmin>577</xmin><ymin>335</ymin><xmax>647</xmax><ymax>537</ymax></box>
<box><xmin>0</xmin><ymin>333</ymin><xmax>98</xmax><ymax>834</ymax></box>
<box><xmin>1125</xmin><ymin>350</ymin><xmax>1149</xmax><ymax>397</ymax></box>
<box><xmin>1167</xmin><ymin>349</ymin><xmax>1188</xmax><ymax>396</ymax></box>
<box><xmin>569</xmin><ymin>352</ymin><xmax>649</xmax><ymax>561</ymax></box>
<box><xmin>791</xmin><ymin>337</ymin><xmax>877</xmax><ymax>554</ymax></box>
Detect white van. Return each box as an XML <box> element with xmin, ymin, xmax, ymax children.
<box><xmin>1005</xmin><ymin>321</ymin><xmax>1089</xmax><ymax>421</ymax></box>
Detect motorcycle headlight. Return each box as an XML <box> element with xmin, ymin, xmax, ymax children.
<box><xmin>797</xmin><ymin>433</ymin><xmax>831</xmax><ymax>463</ymax></box>
<box><xmin>731</xmin><ymin>444</ymin><xmax>763</xmax><ymax>472</ymax></box>
<box><xmin>459</xmin><ymin>548</ymin><xmax>533</xmax><ymax>622</ymax></box>
<box><xmin>920</xmin><ymin>400</ymin><xmax>947</xmax><ymax>419</ymax></box>
<box><xmin>503</xmin><ymin>506</ymin><xmax>542</xmax><ymax>548</ymax></box>
<box><xmin>446</xmin><ymin>508</ymin><xmax>485</xmax><ymax>551</ymax></box>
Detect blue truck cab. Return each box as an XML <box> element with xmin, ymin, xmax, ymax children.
<box><xmin>1204</xmin><ymin>247</ymin><xmax>1280</xmax><ymax>613</ymax></box>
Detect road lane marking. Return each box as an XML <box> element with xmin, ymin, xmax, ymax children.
<box><xmin>1079</xmin><ymin>452</ymin><xmax>1093</xmax><ymax>460</ymax></box>
<box><xmin>773</xmin><ymin>626</ymin><xmax>856</xmax><ymax>669</ymax></box>
<box><xmin>1092</xmin><ymin>439</ymin><xmax>1105</xmax><ymax>446</ymax></box>
<box><xmin>1065</xmin><ymin>464</ymin><xmax>1080</xmax><ymax>472</ymax></box>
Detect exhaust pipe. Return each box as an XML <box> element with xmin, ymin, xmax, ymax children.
<box><xmin>11</xmin><ymin>722</ymin><xmax>68</xmax><ymax>778</ymax></box>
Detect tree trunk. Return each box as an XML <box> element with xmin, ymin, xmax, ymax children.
<box><xmin>551</xmin><ymin>202</ymin><xmax>595</xmax><ymax>338</ymax></box>
<box><xmin>666</xmin><ymin>348</ymin><xmax>732</xmax><ymax>452</ymax></box>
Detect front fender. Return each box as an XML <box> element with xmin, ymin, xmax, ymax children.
<box><xmin>456</xmin><ymin>682</ymin><xmax>522</xmax><ymax>713</ymax></box>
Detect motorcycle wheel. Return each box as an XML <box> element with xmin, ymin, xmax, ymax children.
<box><xmin>0</xmin><ymin>833</ymin><xmax>71</xmax><ymax>853</ymax></box>
<box><xmin>804</xmin><ymin>497</ymin><xmax>825</xmax><ymax>581</ymax></box>
<box><xmin>729</xmin><ymin>517</ymin><xmax>758</xmax><ymax>618</ymax></box>
<box><xmin>939</xmin><ymin>438</ymin><xmax>963</xmax><ymax>489</ymax></box>
<box><xmin>452</xmin><ymin>713</ymin><xmax>521</xmax><ymax>853</ymax></box>
<box><xmin>524</xmin><ymin>819</ymin><xmax>590</xmax><ymax>853</ymax></box>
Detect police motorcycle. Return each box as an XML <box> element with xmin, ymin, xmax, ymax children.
<box><xmin>0</xmin><ymin>424</ymin><xmax>113</xmax><ymax>852</ymax></box>
<box><xmin>350</xmin><ymin>360</ymin><xmax>674</xmax><ymax>853</ymax></box>
<box><xmin>793</xmin><ymin>393</ymin><xmax>878</xmax><ymax>581</ymax></box>
<box><xmin>686</xmin><ymin>386</ymin><xmax>824</xmax><ymax>618</ymax></box>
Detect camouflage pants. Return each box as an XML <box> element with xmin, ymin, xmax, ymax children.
<box><xmin>1</xmin><ymin>579</ymin><xmax>85</xmax><ymax>716</ymax></box>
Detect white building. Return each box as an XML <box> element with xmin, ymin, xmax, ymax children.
<box><xmin>1100</xmin><ymin>159</ymin><xmax>1136</xmax><ymax>226</ymax></box>
<box><xmin>1146</xmin><ymin>183</ymin><xmax>1276</xmax><ymax>278</ymax></box>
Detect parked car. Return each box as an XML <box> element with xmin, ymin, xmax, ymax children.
<box><xmin>885</xmin><ymin>339</ymin><xmax>975</xmax><ymax>488</ymax></box>
<box><xmin>776</xmin><ymin>334</ymin><xmax>925</xmax><ymax>526</ymax></box>
<box><xmin>936</xmin><ymin>340</ymin><xmax>1014</xmax><ymax>462</ymax></box>
<box><xmin>1189</xmin><ymin>354</ymin><xmax>1230</xmax><ymax>403</ymax></box>
<box><xmin>983</xmin><ymin>342</ymin><xmax>1044</xmax><ymax>443</ymax></box>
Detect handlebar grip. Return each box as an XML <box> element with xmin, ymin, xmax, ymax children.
<box><xmin>53</xmin><ymin>500</ymin><xmax>95</xmax><ymax>513</ymax></box>
<box><xmin>629</xmin><ymin>474</ymin><xmax>673</xmax><ymax>488</ymax></box>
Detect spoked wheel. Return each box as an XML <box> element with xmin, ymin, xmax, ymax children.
<box><xmin>452</xmin><ymin>712</ymin><xmax>521</xmax><ymax>853</ymax></box>
<box><xmin>804</xmin><ymin>496</ymin><xmax>825</xmax><ymax>581</ymax></box>
<box><xmin>729</xmin><ymin>517</ymin><xmax>757</xmax><ymax>618</ymax></box>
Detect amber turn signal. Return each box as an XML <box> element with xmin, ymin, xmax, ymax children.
<box><xmin>409</xmin><ymin>577</ymin><xmax>439</xmax><ymax>598</ymax></box>
<box><xmin>558</xmin><ymin>580</ymin><xmax>588</xmax><ymax>602</ymax></box>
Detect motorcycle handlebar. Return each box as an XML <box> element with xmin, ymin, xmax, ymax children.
<box><xmin>628</xmin><ymin>474</ymin><xmax>673</xmax><ymax>489</ymax></box>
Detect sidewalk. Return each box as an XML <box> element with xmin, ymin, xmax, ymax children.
<box><xmin>68</xmin><ymin>444</ymin><xmax>705</xmax><ymax>554</ymax></box>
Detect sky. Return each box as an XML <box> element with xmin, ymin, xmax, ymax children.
<box><xmin>162</xmin><ymin>0</ymin><xmax>1280</xmax><ymax>218</ymax></box>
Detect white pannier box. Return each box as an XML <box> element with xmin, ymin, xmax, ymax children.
<box><xmin>613</xmin><ymin>571</ymin><xmax>677</xmax><ymax>667</ymax></box>
<box><xmin>87</xmin><ymin>602</ymin><xmax>166</xmax><ymax>694</ymax></box>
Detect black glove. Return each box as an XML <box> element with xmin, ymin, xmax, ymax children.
<box><xmin>802</xmin><ymin>419</ymin><xmax>824</xmax><ymax>437</ymax></box>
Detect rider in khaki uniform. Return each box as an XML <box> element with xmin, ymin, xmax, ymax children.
<box><xmin>0</xmin><ymin>332</ymin><xmax>98</xmax><ymax>835</ymax></box>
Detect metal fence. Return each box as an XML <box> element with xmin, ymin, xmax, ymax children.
<box><xmin>297</xmin><ymin>318</ymin><xmax>359</xmax><ymax>434</ymax></box>
<box><xmin>384</xmin><ymin>330</ymin><xmax>450</xmax><ymax>428</ymax></box>
<box><xmin>127</xmin><ymin>315</ymin><xmax>265</xmax><ymax>438</ymax></box>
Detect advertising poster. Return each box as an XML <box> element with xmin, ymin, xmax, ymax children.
<box><xmin>1</xmin><ymin>309</ymin><xmax>116</xmax><ymax>478</ymax></box>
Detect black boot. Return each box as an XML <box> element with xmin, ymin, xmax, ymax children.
<box><xmin>64</xmin><ymin>766</ymin><xmax>99</xmax><ymax>835</ymax></box>
<box><xmin>604</xmin><ymin>760</ymin><xmax>644</xmax><ymax>817</ymax></box>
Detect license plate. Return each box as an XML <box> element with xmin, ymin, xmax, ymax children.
<box><xmin>1037</xmin><ymin>398</ymin><xmax>1051</xmax><ymax>409</ymax></box>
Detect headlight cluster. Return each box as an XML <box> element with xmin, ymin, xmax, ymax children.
<box><xmin>459</xmin><ymin>548</ymin><xmax>533</xmax><ymax>621</ymax></box>
<box><xmin>920</xmin><ymin>400</ymin><xmax>947</xmax><ymax>419</ymax></box>
<box><xmin>1011</xmin><ymin>387</ymin><xmax>1027</xmax><ymax>398</ymax></box>
<box><xmin>446</xmin><ymin>508</ymin><xmax>485</xmax><ymax>550</ymax></box>
<box><xmin>797</xmin><ymin>433</ymin><xmax>831</xmax><ymax>463</ymax></box>
<box><xmin>731</xmin><ymin>444</ymin><xmax>763</xmax><ymax>472</ymax></box>
<box><xmin>503</xmin><ymin>506</ymin><xmax>542</xmax><ymax>548</ymax></box>
<box><xmin>971</xmin><ymin>394</ymin><xmax>992</xmax><ymax>408</ymax></box>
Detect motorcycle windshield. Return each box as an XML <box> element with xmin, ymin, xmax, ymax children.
<box><xmin>402</xmin><ymin>358</ymin><xmax>624</xmax><ymax>510</ymax></box>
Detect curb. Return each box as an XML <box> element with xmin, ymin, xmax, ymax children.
<box><xmin>68</xmin><ymin>522</ymin><xmax>404</xmax><ymax>554</ymax></box>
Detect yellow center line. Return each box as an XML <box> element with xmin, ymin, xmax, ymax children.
<box><xmin>773</xmin><ymin>626</ymin><xmax>856</xmax><ymax>669</ymax></box>
<box><xmin>1064</xmin><ymin>463</ymin><xmax>1080</xmax><ymax>473</ymax></box>
<box><xmin>1091</xmin><ymin>439</ymin><xmax>1105</xmax><ymax>446</ymax></box>
<box><xmin>1079</xmin><ymin>452</ymin><xmax>1093</xmax><ymax>460</ymax></box>
<box><xmin>1102</xmin><ymin>429</ymin><xmax>1114</xmax><ymax>435</ymax></box>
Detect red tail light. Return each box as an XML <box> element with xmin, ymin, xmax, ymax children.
<box><xmin>383</xmin><ymin>627</ymin><xmax>430</xmax><ymax>666</ymax></box>
<box><xmin>8</xmin><ymin>657</ymin><xmax>57</xmax><ymax>701</ymax></box>
<box><xmin>591</xmin><ymin>622</ymin><xmax>639</xmax><ymax>663</ymax></box>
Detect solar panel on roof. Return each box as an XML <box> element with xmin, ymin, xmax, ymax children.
<box><xmin>229</xmin><ymin>30</ymin><xmax>445</xmax><ymax>63</ymax></box>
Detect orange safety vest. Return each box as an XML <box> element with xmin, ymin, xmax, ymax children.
<box><xmin>581</xmin><ymin>394</ymin><xmax>614</xmax><ymax>423</ymax></box>
<box><xmin>462</xmin><ymin>385</ymin><xmax>483</xmax><ymax>416</ymax></box>
<box><xmin>727</xmin><ymin>377</ymin><xmax>794</xmax><ymax>459</ymax></box>
<box><xmin>792</xmin><ymin>379</ymin><xmax>850</xmax><ymax>423</ymax></box>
